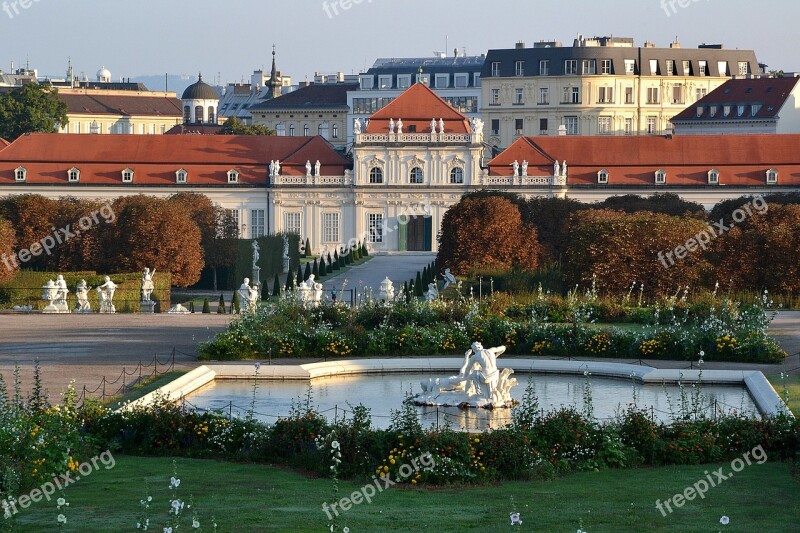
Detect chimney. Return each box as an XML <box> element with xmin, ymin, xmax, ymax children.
<box><xmin>515</xmin><ymin>41</ymin><xmax>526</xmax><ymax>49</ymax></box>
<box><xmin>558</xmin><ymin>125</ymin><xmax>567</xmax><ymax>136</ymax></box>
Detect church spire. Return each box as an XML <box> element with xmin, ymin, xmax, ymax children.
<box><xmin>267</xmin><ymin>45</ymin><xmax>281</xmax><ymax>99</ymax></box>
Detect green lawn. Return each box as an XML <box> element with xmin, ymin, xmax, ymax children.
<box><xmin>767</xmin><ymin>373</ymin><xmax>800</xmax><ymax>416</ymax></box>
<box><xmin>10</xmin><ymin>456</ymin><xmax>798</xmax><ymax>532</ymax></box>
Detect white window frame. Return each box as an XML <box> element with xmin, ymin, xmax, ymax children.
<box><xmin>624</xmin><ymin>118</ymin><xmax>633</xmax><ymax>135</ymax></box>
<box><xmin>322</xmin><ymin>212</ymin><xmax>340</xmax><ymax>243</ymax></box>
<box><xmin>601</xmin><ymin>59</ymin><xmax>612</xmax><ymax>75</ymax></box>
<box><xmin>250</xmin><ymin>209</ymin><xmax>266</xmax><ymax>238</ymax></box>
<box><xmin>360</xmin><ymin>75</ymin><xmax>374</xmax><ymax>89</ymax></box>
<box><xmin>122</xmin><ymin>168</ymin><xmax>134</xmax><ymax>183</ymax></box>
<box><xmin>453</xmin><ymin>74</ymin><xmax>468</xmax><ymax>88</ymax></box>
<box><xmin>490</xmin><ymin>89</ymin><xmax>500</xmax><ymax>105</ymax></box>
<box><xmin>582</xmin><ymin>59</ymin><xmax>596</xmax><ymax>75</ymax></box>
<box><xmin>655</xmin><ymin>169</ymin><xmax>667</xmax><ymax>185</ymax></box>
<box><xmin>766</xmin><ymin>168</ymin><xmax>778</xmax><ymax>185</ymax></box>
<box><xmin>564</xmin><ymin>116</ymin><xmax>579</xmax><ymax>135</ymax></box>
<box><xmin>176</xmin><ymin>169</ymin><xmax>188</xmax><ymax>184</ymax></box>
<box><xmin>598</xmin><ymin>86</ymin><xmax>613</xmax><ymax>104</ymax></box>
<box><xmin>708</xmin><ymin>169</ymin><xmax>720</xmax><ymax>185</ymax></box>
<box><xmin>397</xmin><ymin>74</ymin><xmax>412</xmax><ymax>89</ymax></box>
<box><xmin>450</xmin><ymin>167</ymin><xmax>464</xmax><ymax>184</ymax></box>
<box><xmin>515</xmin><ymin>61</ymin><xmax>525</xmax><ymax>77</ymax></box>
<box><xmin>647</xmin><ymin>116</ymin><xmax>658</xmax><ymax>134</ymax></box>
<box><xmin>378</xmin><ymin>75</ymin><xmax>393</xmax><ymax>89</ymax></box>
<box><xmin>68</xmin><ymin>167</ymin><xmax>80</xmax><ymax>182</ymax></box>
<box><xmin>564</xmin><ymin>60</ymin><xmax>578</xmax><ymax>75</ymax></box>
<box><xmin>367</xmin><ymin>213</ymin><xmax>384</xmax><ymax>243</ymax></box>
<box><xmin>597</xmin><ymin>169</ymin><xmax>609</xmax><ymax>184</ymax></box>
<box><xmin>514</xmin><ymin>88</ymin><xmax>524</xmax><ymax>105</ymax></box>
<box><xmin>491</xmin><ymin>62</ymin><xmax>501</xmax><ymax>77</ymax></box>
<box><xmin>538</xmin><ymin>87</ymin><xmax>549</xmax><ymax>105</ymax></box>
<box><xmin>738</xmin><ymin>62</ymin><xmax>749</xmax><ymax>76</ymax></box>
<box><xmin>539</xmin><ymin>60</ymin><xmax>550</xmax><ymax>76</ymax></box>
<box><xmin>227</xmin><ymin>169</ymin><xmax>240</xmax><ymax>184</ymax></box>
<box><xmin>14</xmin><ymin>166</ymin><xmax>26</xmax><ymax>182</ymax></box>
<box><xmin>369</xmin><ymin>167</ymin><xmax>383</xmax><ymax>184</ymax></box>
<box><xmin>284</xmin><ymin>212</ymin><xmax>302</xmax><ymax>237</ymax></box>
<box><xmin>624</xmin><ymin>60</ymin><xmax>636</xmax><ymax>74</ymax></box>
<box><xmin>435</xmin><ymin>74</ymin><xmax>449</xmax><ymax>88</ymax></box>
<box><xmin>598</xmin><ymin>116</ymin><xmax>612</xmax><ymax>135</ymax></box>
<box><xmin>410</xmin><ymin>167</ymin><xmax>424</xmax><ymax>184</ymax></box>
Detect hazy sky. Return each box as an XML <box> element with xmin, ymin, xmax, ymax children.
<box><xmin>2</xmin><ymin>0</ymin><xmax>796</xmax><ymax>84</ymax></box>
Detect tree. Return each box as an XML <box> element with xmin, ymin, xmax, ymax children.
<box><xmin>202</xmin><ymin>298</ymin><xmax>211</xmax><ymax>313</ymax></box>
<box><xmin>231</xmin><ymin>290</ymin><xmax>240</xmax><ymax>313</ymax></box>
<box><xmin>218</xmin><ymin>117</ymin><xmax>275</xmax><ymax>136</ymax></box>
<box><xmin>304</xmin><ymin>262</ymin><xmax>312</xmax><ymax>281</ymax></box>
<box><xmin>361</xmin><ymin>242</ymin><xmax>369</xmax><ymax>257</ymax></box>
<box><xmin>296</xmin><ymin>264</ymin><xmax>303</xmax><ymax>286</ymax></box>
<box><xmin>437</xmin><ymin>195</ymin><xmax>542</xmax><ymax>275</ymax></box>
<box><xmin>285</xmin><ymin>270</ymin><xmax>294</xmax><ymax>291</ymax></box>
<box><xmin>272</xmin><ymin>273</ymin><xmax>281</xmax><ymax>297</ymax></box>
<box><xmin>0</xmin><ymin>194</ymin><xmax>60</xmax><ymax>270</ymax></box>
<box><xmin>104</xmin><ymin>195</ymin><xmax>203</xmax><ymax>287</ymax></box>
<box><xmin>563</xmin><ymin>210</ymin><xmax>711</xmax><ymax>296</ymax></box>
<box><xmin>326</xmin><ymin>254</ymin><xmax>333</xmax><ymax>274</ymax></box>
<box><xmin>597</xmin><ymin>193</ymin><xmax>706</xmax><ymax>219</ymax></box>
<box><xmin>0</xmin><ymin>218</ymin><xmax>16</xmax><ymax>283</ymax></box>
<box><xmin>332</xmin><ymin>251</ymin><xmax>340</xmax><ymax>271</ymax></box>
<box><xmin>303</xmin><ymin>238</ymin><xmax>311</xmax><ymax>258</ymax></box>
<box><xmin>217</xmin><ymin>294</ymin><xmax>226</xmax><ymax>314</ymax></box>
<box><xmin>0</xmin><ymin>84</ymin><xmax>68</xmax><ymax>141</ymax></box>
<box><xmin>312</xmin><ymin>258</ymin><xmax>319</xmax><ymax>279</ymax></box>
<box><xmin>520</xmin><ymin>197</ymin><xmax>588</xmax><ymax>261</ymax></box>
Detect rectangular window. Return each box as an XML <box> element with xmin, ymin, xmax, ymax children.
<box><xmin>571</xmin><ymin>87</ymin><xmax>580</xmax><ymax>104</ymax></box>
<box><xmin>647</xmin><ymin>87</ymin><xmax>659</xmax><ymax>104</ymax></box>
<box><xmin>738</xmin><ymin>62</ymin><xmax>749</xmax><ymax>76</ymax></box>
<box><xmin>378</xmin><ymin>75</ymin><xmax>393</xmax><ymax>89</ymax></box>
<box><xmin>417</xmin><ymin>73</ymin><xmax>430</xmax><ymax>86</ymax></box>
<box><xmin>601</xmin><ymin>59</ymin><xmax>612</xmax><ymax>74</ymax></box>
<box><xmin>515</xmin><ymin>61</ymin><xmax>525</xmax><ymax>76</ymax></box>
<box><xmin>444</xmin><ymin>96</ymin><xmax>478</xmax><ymax>113</ymax></box>
<box><xmin>514</xmin><ymin>118</ymin><xmax>524</xmax><ymax>134</ymax></box>
<box><xmin>474</xmin><ymin>73</ymin><xmax>481</xmax><ymax>87</ymax></box>
<box><xmin>696</xmin><ymin>88</ymin><xmax>707</xmax><ymax>101</ymax></box>
<box><xmin>284</xmin><ymin>212</ymin><xmax>301</xmax><ymax>237</ymax></box>
<box><xmin>718</xmin><ymin>61</ymin><xmax>728</xmax><ymax>76</ymax></box>
<box><xmin>699</xmin><ymin>61</ymin><xmax>708</xmax><ymax>76</ymax></box>
<box><xmin>598</xmin><ymin>116</ymin><xmax>612</xmax><ymax>135</ymax></box>
<box><xmin>598</xmin><ymin>87</ymin><xmax>613</xmax><ymax>103</ymax></box>
<box><xmin>564</xmin><ymin>60</ymin><xmax>578</xmax><ymax>75</ymax></box>
<box><xmin>539</xmin><ymin>60</ymin><xmax>550</xmax><ymax>76</ymax></box>
<box><xmin>367</xmin><ymin>213</ymin><xmax>383</xmax><ymax>243</ymax></box>
<box><xmin>491</xmin><ymin>62</ymin><xmax>501</xmax><ymax>77</ymax></box>
<box><xmin>582</xmin><ymin>60</ymin><xmax>596</xmax><ymax>75</ymax></box>
<box><xmin>625</xmin><ymin>87</ymin><xmax>634</xmax><ymax>104</ymax></box>
<box><xmin>322</xmin><ymin>213</ymin><xmax>340</xmax><ymax>244</ymax></box>
<box><xmin>682</xmin><ymin>60</ymin><xmax>692</xmax><ymax>75</ymax></box>
<box><xmin>666</xmin><ymin>60</ymin><xmax>675</xmax><ymax>76</ymax></box>
<box><xmin>453</xmin><ymin>74</ymin><xmax>468</xmax><ymax>88</ymax></box>
<box><xmin>564</xmin><ymin>116</ymin><xmax>579</xmax><ymax>135</ymax></box>
<box><xmin>250</xmin><ymin>209</ymin><xmax>265</xmax><ymax>238</ymax></box>
<box><xmin>360</xmin><ymin>76</ymin><xmax>374</xmax><ymax>89</ymax></box>
<box><xmin>514</xmin><ymin>88</ymin><xmax>524</xmax><ymax>104</ymax></box>
<box><xmin>490</xmin><ymin>119</ymin><xmax>500</xmax><ymax>135</ymax></box>
<box><xmin>647</xmin><ymin>117</ymin><xmax>657</xmax><ymax>134</ymax></box>
<box><xmin>538</xmin><ymin>87</ymin><xmax>549</xmax><ymax>105</ymax></box>
<box><xmin>435</xmin><ymin>74</ymin><xmax>449</xmax><ymax>88</ymax></box>
<box><xmin>397</xmin><ymin>75</ymin><xmax>412</xmax><ymax>89</ymax></box>
<box><xmin>624</xmin><ymin>118</ymin><xmax>633</xmax><ymax>135</ymax></box>
<box><xmin>624</xmin><ymin>60</ymin><xmax>636</xmax><ymax>74</ymax></box>
<box><xmin>491</xmin><ymin>89</ymin><xmax>500</xmax><ymax>105</ymax></box>
<box><xmin>649</xmin><ymin>59</ymin><xmax>659</xmax><ymax>75</ymax></box>
<box><xmin>672</xmin><ymin>84</ymin><xmax>683</xmax><ymax>104</ymax></box>
<box><xmin>539</xmin><ymin>118</ymin><xmax>548</xmax><ymax>134</ymax></box>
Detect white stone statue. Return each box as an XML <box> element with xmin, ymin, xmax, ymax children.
<box><xmin>396</xmin><ymin>118</ymin><xmax>403</xmax><ymax>134</ymax></box>
<box><xmin>41</xmin><ymin>280</ymin><xmax>62</xmax><ymax>314</ymax></box>
<box><xmin>306</xmin><ymin>160</ymin><xmax>312</xmax><ymax>176</ymax></box>
<box><xmin>415</xmin><ymin>342</ymin><xmax>517</xmax><ymax>408</ymax></box>
<box><xmin>315</xmin><ymin>160</ymin><xmax>321</xmax><ymax>176</ymax></box>
<box><xmin>54</xmin><ymin>275</ymin><xmax>70</xmax><ymax>312</ymax></box>
<box><xmin>252</xmin><ymin>241</ymin><xmax>260</xmax><ymax>267</ymax></box>
<box><xmin>512</xmin><ymin>160</ymin><xmax>520</xmax><ymax>177</ymax></box>
<box><xmin>378</xmin><ymin>277</ymin><xmax>395</xmax><ymax>302</ymax></box>
<box><xmin>353</xmin><ymin>118</ymin><xmax>362</xmax><ymax>135</ymax></box>
<box><xmin>274</xmin><ymin>160</ymin><xmax>281</xmax><ymax>176</ymax></box>
<box><xmin>389</xmin><ymin>118</ymin><xmax>395</xmax><ymax>134</ymax></box>
<box><xmin>553</xmin><ymin>160</ymin><xmax>561</xmax><ymax>177</ymax></box>
<box><xmin>141</xmin><ymin>268</ymin><xmax>155</xmax><ymax>302</ymax></box>
<box><xmin>313</xmin><ymin>280</ymin><xmax>324</xmax><ymax>307</ymax></box>
<box><xmin>425</xmin><ymin>282</ymin><xmax>438</xmax><ymax>302</ymax></box>
<box><xmin>238</xmin><ymin>278</ymin><xmax>259</xmax><ymax>314</ymax></box>
<box><xmin>430</xmin><ymin>118</ymin><xmax>437</xmax><ymax>133</ymax></box>
<box><xmin>521</xmin><ymin>160</ymin><xmax>528</xmax><ymax>177</ymax></box>
<box><xmin>269</xmin><ymin>160</ymin><xmax>275</xmax><ymax>177</ymax></box>
<box><xmin>282</xmin><ymin>235</ymin><xmax>289</xmax><ymax>259</ymax></box>
<box><xmin>471</xmin><ymin>117</ymin><xmax>484</xmax><ymax>134</ymax></box>
<box><xmin>442</xmin><ymin>268</ymin><xmax>456</xmax><ymax>290</ymax></box>
<box><xmin>167</xmin><ymin>304</ymin><xmax>191</xmax><ymax>314</ymax></box>
<box><xmin>75</xmin><ymin>279</ymin><xmax>91</xmax><ymax>312</ymax></box>
<box><xmin>297</xmin><ymin>279</ymin><xmax>311</xmax><ymax>306</ymax></box>
<box><xmin>562</xmin><ymin>160</ymin><xmax>568</xmax><ymax>177</ymax></box>
<box><xmin>439</xmin><ymin>118</ymin><xmax>445</xmax><ymax>134</ymax></box>
<box><xmin>97</xmin><ymin>276</ymin><xmax>117</xmax><ymax>314</ymax></box>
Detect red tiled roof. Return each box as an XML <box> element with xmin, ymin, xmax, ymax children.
<box><xmin>164</xmin><ymin>124</ymin><xmax>224</xmax><ymax>135</ymax></box>
<box><xmin>488</xmin><ymin>135</ymin><xmax>800</xmax><ymax>186</ymax></box>
<box><xmin>672</xmin><ymin>77</ymin><xmax>800</xmax><ymax>122</ymax></box>
<box><xmin>365</xmin><ymin>83</ymin><xmax>471</xmax><ymax>134</ymax></box>
<box><xmin>0</xmin><ymin>134</ymin><xmax>350</xmax><ymax>186</ymax></box>
<box><xmin>0</xmin><ymin>138</ymin><xmax>8</xmax><ymax>149</ymax></box>
<box><xmin>60</xmin><ymin>93</ymin><xmax>183</xmax><ymax>117</ymax></box>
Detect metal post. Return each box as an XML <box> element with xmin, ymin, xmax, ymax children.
<box><xmin>101</xmin><ymin>376</ymin><xmax>106</xmax><ymax>401</ymax></box>
<box><xmin>334</xmin><ymin>404</ymin><xmax>338</xmax><ymax>424</ymax></box>
<box><xmin>122</xmin><ymin>372</ymin><xmax>126</xmax><ymax>395</ymax></box>
<box><xmin>435</xmin><ymin>407</ymin><xmax>439</xmax><ymax>429</ymax></box>
<box><xmin>229</xmin><ymin>401</ymin><xmax>232</xmax><ymax>420</ymax></box>
<box><xmin>479</xmin><ymin>276</ymin><xmax>482</xmax><ymax>301</ymax></box>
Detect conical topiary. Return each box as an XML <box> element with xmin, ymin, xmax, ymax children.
<box><xmin>285</xmin><ymin>270</ymin><xmax>294</xmax><ymax>291</ymax></box>
<box><xmin>415</xmin><ymin>272</ymin><xmax>424</xmax><ymax>297</ymax></box>
<box><xmin>273</xmin><ymin>273</ymin><xmax>281</xmax><ymax>297</ymax></box>
<box><xmin>326</xmin><ymin>254</ymin><xmax>333</xmax><ymax>274</ymax></box>
<box><xmin>261</xmin><ymin>282</ymin><xmax>270</xmax><ymax>301</ymax></box>
<box><xmin>189</xmin><ymin>301</ymin><xmax>195</xmax><ymax>313</ymax></box>
<box><xmin>202</xmin><ymin>298</ymin><xmax>211</xmax><ymax>314</ymax></box>
<box><xmin>338</xmin><ymin>250</ymin><xmax>345</xmax><ymax>268</ymax></box>
<box><xmin>232</xmin><ymin>290</ymin><xmax>240</xmax><ymax>313</ymax></box>
<box><xmin>296</xmin><ymin>265</ymin><xmax>303</xmax><ymax>286</ymax></box>
<box><xmin>304</xmin><ymin>238</ymin><xmax>312</xmax><ymax>258</ymax></box>
<box><xmin>312</xmin><ymin>258</ymin><xmax>319</xmax><ymax>278</ymax></box>
<box><xmin>217</xmin><ymin>294</ymin><xmax>226</xmax><ymax>314</ymax></box>
<box><xmin>362</xmin><ymin>242</ymin><xmax>368</xmax><ymax>256</ymax></box>
<box><xmin>304</xmin><ymin>262</ymin><xmax>312</xmax><ymax>281</ymax></box>
<box><xmin>332</xmin><ymin>251</ymin><xmax>341</xmax><ymax>271</ymax></box>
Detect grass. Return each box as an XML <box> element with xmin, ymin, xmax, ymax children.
<box><xmin>10</xmin><ymin>455</ymin><xmax>799</xmax><ymax>532</ymax></box>
<box><xmin>767</xmin><ymin>373</ymin><xmax>800</xmax><ymax>416</ymax></box>
<box><xmin>105</xmin><ymin>371</ymin><xmax>186</xmax><ymax>410</ymax></box>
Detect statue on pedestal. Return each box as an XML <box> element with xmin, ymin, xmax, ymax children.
<box><xmin>274</xmin><ymin>160</ymin><xmax>281</xmax><ymax>176</ymax></box>
<box><xmin>439</xmin><ymin>118</ymin><xmax>445</xmax><ymax>134</ymax></box>
<box><xmin>315</xmin><ymin>160</ymin><xmax>321</xmax><ymax>177</ymax></box>
<box><xmin>415</xmin><ymin>341</ymin><xmax>518</xmax><ymax>408</ymax></box>
<box><xmin>141</xmin><ymin>268</ymin><xmax>155</xmax><ymax>302</ymax></box>
<box><xmin>269</xmin><ymin>160</ymin><xmax>276</xmax><ymax>177</ymax></box>
<box><xmin>397</xmin><ymin>118</ymin><xmax>403</xmax><ymax>134</ymax></box>
<box><xmin>75</xmin><ymin>279</ymin><xmax>91</xmax><ymax>312</ymax></box>
<box><xmin>378</xmin><ymin>277</ymin><xmax>395</xmax><ymax>302</ymax></box>
<box><xmin>238</xmin><ymin>278</ymin><xmax>259</xmax><ymax>314</ymax></box>
<box><xmin>54</xmin><ymin>275</ymin><xmax>70</xmax><ymax>313</ymax></box>
<box><xmin>553</xmin><ymin>160</ymin><xmax>561</xmax><ymax>178</ymax></box>
<box><xmin>430</xmin><ymin>118</ymin><xmax>437</xmax><ymax>133</ymax></box>
<box><xmin>306</xmin><ymin>160</ymin><xmax>312</xmax><ymax>176</ymax></box>
<box><xmin>425</xmin><ymin>282</ymin><xmax>438</xmax><ymax>302</ymax></box>
<box><xmin>97</xmin><ymin>276</ymin><xmax>118</xmax><ymax>314</ymax></box>
<box><xmin>521</xmin><ymin>160</ymin><xmax>528</xmax><ymax>177</ymax></box>
<box><xmin>512</xmin><ymin>160</ymin><xmax>520</xmax><ymax>177</ymax></box>
<box><xmin>353</xmin><ymin>118</ymin><xmax>362</xmax><ymax>135</ymax></box>
<box><xmin>41</xmin><ymin>280</ymin><xmax>60</xmax><ymax>313</ymax></box>
<box><xmin>389</xmin><ymin>118</ymin><xmax>395</xmax><ymax>134</ymax></box>
<box><xmin>442</xmin><ymin>268</ymin><xmax>457</xmax><ymax>290</ymax></box>
<box><xmin>252</xmin><ymin>241</ymin><xmax>260</xmax><ymax>267</ymax></box>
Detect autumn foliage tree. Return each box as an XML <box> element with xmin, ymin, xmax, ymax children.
<box><xmin>712</xmin><ymin>204</ymin><xmax>800</xmax><ymax>293</ymax></box>
<box><xmin>563</xmin><ymin>210</ymin><xmax>711</xmax><ymax>296</ymax></box>
<box><xmin>0</xmin><ymin>194</ymin><xmax>59</xmax><ymax>270</ymax></box>
<box><xmin>437</xmin><ymin>195</ymin><xmax>541</xmax><ymax>275</ymax></box>
<box><xmin>0</xmin><ymin>218</ymin><xmax>16</xmax><ymax>283</ymax></box>
<box><xmin>103</xmin><ymin>195</ymin><xmax>203</xmax><ymax>287</ymax></box>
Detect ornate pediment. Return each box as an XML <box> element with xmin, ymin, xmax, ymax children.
<box><xmin>448</xmin><ymin>155</ymin><xmax>466</xmax><ymax>170</ymax></box>
<box><xmin>408</xmin><ymin>155</ymin><xmax>426</xmax><ymax>168</ymax></box>
<box><xmin>367</xmin><ymin>156</ymin><xmax>386</xmax><ymax>170</ymax></box>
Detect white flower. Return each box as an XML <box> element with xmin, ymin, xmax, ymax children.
<box><xmin>720</xmin><ymin>516</ymin><xmax>730</xmax><ymax>525</ymax></box>
<box><xmin>136</xmin><ymin>523</ymin><xmax>141</xmax><ymax>529</ymax></box>
<box><xmin>57</xmin><ymin>497</ymin><xmax>66</xmax><ymax>506</ymax></box>
<box><xmin>510</xmin><ymin>512</ymin><xmax>522</xmax><ymax>525</ymax></box>
<box><xmin>57</xmin><ymin>514</ymin><xmax>67</xmax><ymax>524</ymax></box>
<box><xmin>192</xmin><ymin>519</ymin><xmax>201</xmax><ymax>528</ymax></box>
<box><xmin>343</xmin><ymin>528</ymin><xmax>350</xmax><ymax>533</ymax></box>
<box><xmin>699</xmin><ymin>350</ymin><xmax>705</xmax><ymax>357</ymax></box>
<box><xmin>331</xmin><ymin>440</ymin><xmax>340</xmax><ymax>449</ymax></box>
<box><xmin>147</xmin><ymin>496</ymin><xmax>152</xmax><ymax>502</ymax></box>
<box><xmin>164</xmin><ymin>528</ymin><xmax>173</xmax><ymax>533</ymax></box>
<box><xmin>169</xmin><ymin>477</ymin><xmax>181</xmax><ymax>488</ymax></box>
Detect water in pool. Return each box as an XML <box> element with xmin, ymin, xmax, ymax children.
<box><xmin>185</xmin><ymin>373</ymin><xmax>758</xmax><ymax>432</ymax></box>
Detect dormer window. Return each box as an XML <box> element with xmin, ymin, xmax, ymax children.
<box><xmin>708</xmin><ymin>169</ymin><xmax>719</xmax><ymax>184</ymax></box>
<box><xmin>176</xmin><ymin>169</ymin><xmax>188</xmax><ymax>184</ymax></box>
<box><xmin>709</xmin><ymin>105</ymin><xmax>717</xmax><ymax>118</ymax></box>
<box><xmin>655</xmin><ymin>169</ymin><xmax>666</xmax><ymax>185</ymax></box>
<box><xmin>752</xmin><ymin>104</ymin><xmax>762</xmax><ymax>115</ymax></box>
<box><xmin>737</xmin><ymin>105</ymin><xmax>746</xmax><ymax>117</ymax></box>
<box><xmin>68</xmin><ymin>168</ymin><xmax>80</xmax><ymax>183</ymax></box>
<box><xmin>121</xmin><ymin>168</ymin><xmax>134</xmax><ymax>183</ymax></box>
<box><xmin>766</xmin><ymin>168</ymin><xmax>778</xmax><ymax>185</ymax></box>
<box><xmin>696</xmin><ymin>106</ymin><xmax>704</xmax><ymax>117</ymax></box>
<box><xmin>14</xmin><ymin>167</ymin><xmax>26</xmax><ymax>182</ymax></box>
<box><xmin>723</xmin><ymin>105</ymin><xmax>731</xmax><ymax>117</ymax></box>
<box><xmin>597</xmin><ymin>169</ymin><xmax>609</xmax><ymax>184</ymax></box>
<box><xmin>227</xmin><ymin>169</ymin><xmax>240</xmax><ymax>184</ymax></box>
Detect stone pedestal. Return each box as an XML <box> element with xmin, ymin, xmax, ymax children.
<box><xmin>282</xmin><ymin>257</ymin><xmax>290</xmax><ymax>274</ymax></box>
<box><xmin>139</xmin><ymin>300</ymin><xmax>156</xmax><ymax>314</ymax></box>
<box><xmin>252</xmin><ymin>266</ymin><xmax>261</xmax><ymax>288</ymax></box>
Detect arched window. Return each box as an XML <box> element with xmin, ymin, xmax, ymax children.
<box><xmin>319</xmin><ymin>122</ymin><xmax>329</xmax><ymax>139</ymax></box>
<box><xmin>227</xmin><ymin>169</ymin><xmax>239</xmax><ymax>183</ymax></box>
<box><xmin>121</xmin><ymin>168</ymin><xmax>134</xmax><ymax>183</ymax></box>
<box><xmin>655</xmin><ymin>169</ymin><xmax>666</xmax><ymax>185</ymax></box>
<box><xmin>369</xmin><ymin>167</ymin><xmax>383</xmax><ymax>184</ymax></box>
<box><xmin>67</xmin><ymin>168</ymin><xmax>80</xmax><ymax>182</ymax></box>
<box><xmin>597</xmin><ymin>169</ymin><xmax>609</xmax><ymax>184</ymax></box>
<box><xmin>208</xmin><ymin>106</ymin><xmax>215</xmax><ymax>124</ymax></box>
<box><xmin>766</xmin><ymin>168</ymin><xmax>778</xmax><ymax>184</ymax></box>
<box><xmin>708</xmin><ymin>169</ymin><xmax>719</xmax><ymax>184</ymax></box>
<box><xmin>450</xmin><ymin>167</ymin><xmax>464</xmax><ymax>184</ymax></box>
<box><xmin>332</xmin><ymin>123</ymin><xmax>339</xmax><ymax>139</ymax></box>
<box><xmin>289</xmin><ymin>124</ymin><xmax>296</xmax><ymax>136</ymax></box>
<box><xmin>183</xmin><ymin>106</ymin><xmax>191</xmax><ymax>123</ymax></box>
<box><xmin>410</xmin><ymin>167</ymin><xmax>424</xmax><ymax>184</ymax></box>
<box><xmin>195</xmin><ymin>106</ymin><xmax>204</xmax><ymax>123</ymax></box>
<box><xmin>14</xmin><ymin>167</ymin><xmax>26</xmax><ymax>182</ymax></box>
<box><xmin>176</xmin><ymin>169</ymin><xmax>188</xmax><ymax>183</ymax></box>
<box><xmin>303</xmin><ymin>124</ymin><xmax>310</xmax><ymax>136</ymax></box>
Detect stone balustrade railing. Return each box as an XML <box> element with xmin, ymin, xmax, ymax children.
<box><xmin>271</xmin><ymin>175</ymin><xmax>351</xmax><ymax>186</ymax></box>
<box><xmin>356</xmin><ymin>133</ymin><xmax>478</xmax><ymax>144</ymax></box>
